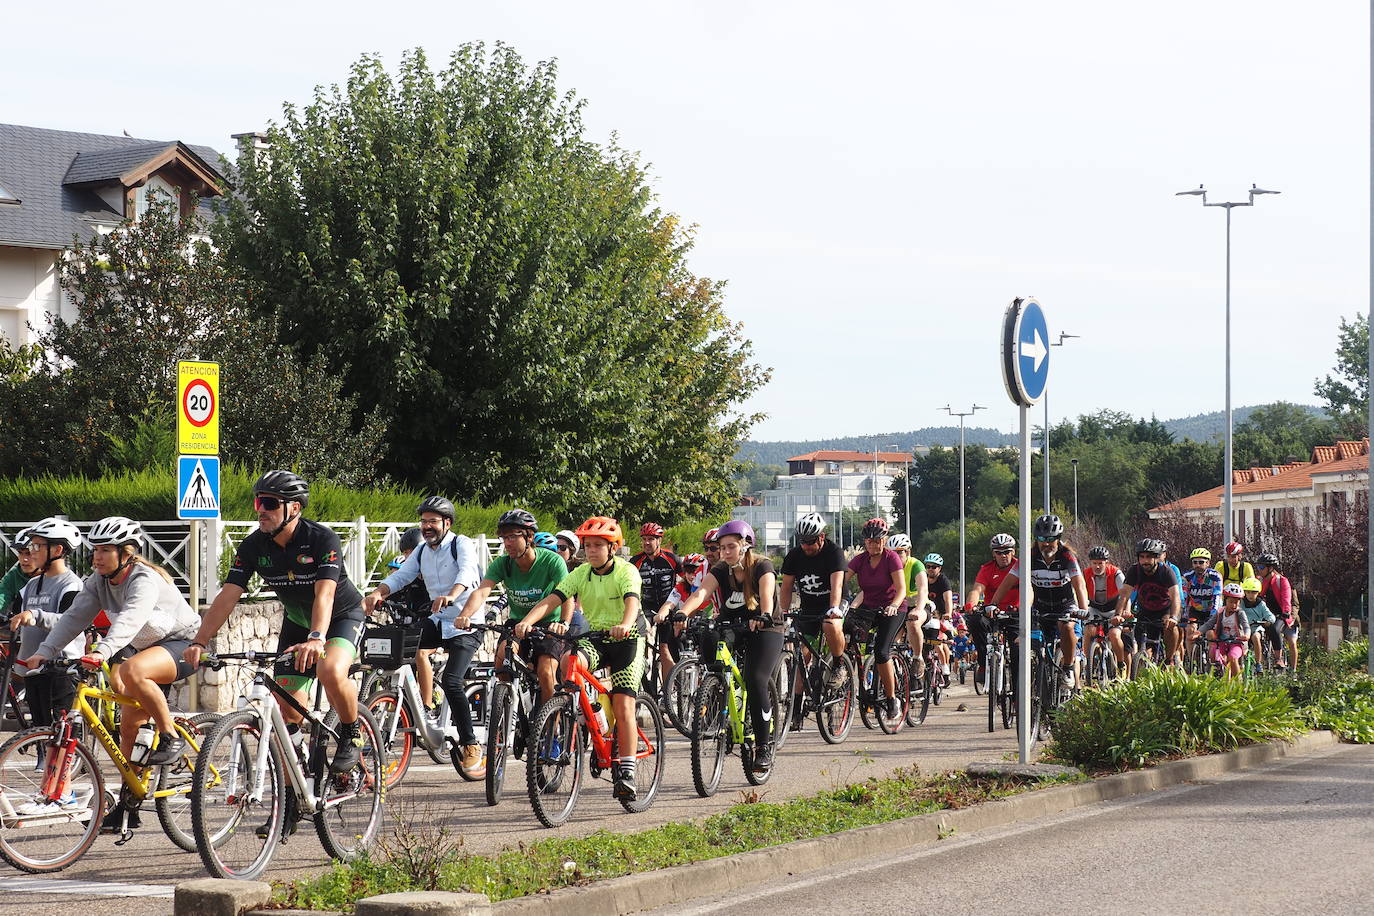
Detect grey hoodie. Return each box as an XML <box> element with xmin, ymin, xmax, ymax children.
<box><xmin>38</xmin><ymin>563</ymin><xmax>199</xmax><ymax>659</ymax></box>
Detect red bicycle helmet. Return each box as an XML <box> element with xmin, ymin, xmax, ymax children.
<box><xmin>640</xmin><ymin>522</ymin><xmax>665</xmax><ymax>538</ymax></box>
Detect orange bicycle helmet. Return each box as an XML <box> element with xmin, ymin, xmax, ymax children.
<box><xmin>575</xmin><ymin>516</ymin><xmax>624</xmax><ymax>548</ymax></box>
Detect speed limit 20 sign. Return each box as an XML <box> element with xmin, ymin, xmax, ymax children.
<box><xmin>177</xmin><ymin>361</ymin><xmax>219</xmax><ymax>455</ymax></box>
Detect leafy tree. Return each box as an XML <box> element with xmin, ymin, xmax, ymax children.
<box><xmin>734</xmin><ymin>463</ymin><xmax>785</xmax><ymax>497</ymax></box>
<box><xmin>1232</xmin><ymin>401</ymin><xmax>1335</xmax><ymax>469</ymax></box>
<box><xmin>893</xmin><ymin>445</ymin><xmax>1002</xmax><ymax>536</ymax></box>
<box><xmin>220</xmin><ymin>45</ymin><xmax>766</xmax><ymax>521</ymax></box>
<box><xmin>1314</xmin><ymin>313</ymin><xmax>1368</xmax><ymax>438</ymax></box>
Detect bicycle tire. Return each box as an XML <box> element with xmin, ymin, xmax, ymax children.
<box><xmin>986</xmin><ymin>651</ymin><xmax>1000</xmax><ymax>732</ymax></box>
<box><xmin>484</xmin><ymin>682</ymin><xmax>514</xmax><ymax>806</ymax></box>
<box><xmin>191</xmin><ymin>708</ymin><xmax>285</xmax><ymax>880</ymax></box>
<box><xmin>770</xmin><ymin>661</ymin><xmax>793</xmax><ymax>752</ymax></box>
<box><xmin>1026</xmin><ymin>652</ymin><xmax>1044</xmax><ymax>748</ymax></box>
<box><xmin>816</xmin><ymin>653</ymin><xmax>856</xmax><ymax>744</ymax></box>
<box><xmin>155</xmin><ymin>711</ymin><xmax>217</xmax><ymax>853</ymax></box>
<box><xmin>931</xmin><ymin>654</ymin><xmax>944</xmax><ymax>707</ymax></box>
<box><xmin>744</xmin><ymin>678</ymin><xmax>782</xmax><ymax>787</ymax></box>
<box><xmin>858</xmin><ymin>654</ymin><xmax>878</xmax><ymax>731</ymax></box>
<box><xmin>365</xmin><ymin>690</ymin><xmax>413</xmax><ymax>790</ymax></box>
<box><xmin>904</xmin><ymin>652</ymin><xmax>925</xmax><ymax>728</ymax></box>
<box><xmin>0</xmin><ymin>726</ymin><xmax>104</xmax><ymax>874</ymax></box>
<box><xmin>690</xmin><ymin>673</ymin><xmax>727</xmax><ymax>797</ymax></box>
<box><xmin>664</xmin><ymin>658</ymin><xmax>702</xmax><ymax>738</ymax></box>
<box><xmin>314</xmin><ymin>707</ymin><xmax>384</xmax><ymax>862</ymax></box>
<box><xmin>878</xmin><ymin>653</ymin><xmax>907</xmax><ymax>735</ymax></box>
<box><xmin>621</xmin><ymin>692</ymin><xmax>666</xmax><ymax>813</ymax></box>
<box><xmin>526</xmin><ymin>693</ymin><xmax>583</xmax><ymax>828</ymax></box>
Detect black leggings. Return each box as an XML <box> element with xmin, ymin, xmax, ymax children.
<box><xmin>707</xmin><ymin>623</ymin><xmax>783</xmax><ymax>743</ymax></box>
<box><xmin>22</xmin><ymin>672</ymin><xmax>75</xmax><ymax>728</ymax></box>
<box><xmin>849</xmin><ymin>605</ymin><xmax>904</xmax><ymax>663</ymax></box>
<box><xmin>419</xmin><ymin>621</ymin><xmax>481</xmax><ymax>746</ymax></box>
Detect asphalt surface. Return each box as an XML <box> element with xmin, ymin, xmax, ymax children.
<box><xmin>649</xmin><ymin>742</ymin><xmax>1374</xmax><ymax>916</ymax></box>
<box><xmin>0</xmin><ymin>675</ymin><xmax>1017</xmax><ymax>914</ymax></box>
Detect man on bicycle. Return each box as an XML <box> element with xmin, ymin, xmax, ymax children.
<box><xmin>964</xmin><ymin>533</ymin><xmax>1019</xmax><ymax>685</ymax></box>
<box><xmin>778</xmin><ymin>513</ymin><xmax>846</xmax><ymax>731</ymax></box>
<box><xmin>1180</xmin><ymin>547</ymin><xmax>1223</xmax><ymax>665</ymax></box>
<box><xmin>632</xmin><ymin>523</ymin><xmax>682</xmax><ymax>692</ymax></box>
<box><xmin>1115</xmin><ymin>538</ymin><xmax>1181</xmax><ymax>666</ymax></box>
<box><xmin>1085</xmin><ymin>547</ymin><xmax>1128</xmax><ymax>674</ymax></box>
<box><xmin>1219</xmin><ymin>541</ymin><xmax>1254</xmax><ymax>590</ymax></box>
<box><xmin>989</xmin><ymin>515</ymin><xmax>1086</xmax><ymax>688</ymax></box>
<box><xmin>186</xmin><ymin>471</ymin><xmax>367</xmax><ymax>774</ymax></box>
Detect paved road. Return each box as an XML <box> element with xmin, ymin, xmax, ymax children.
<box><xmin>0</xmin><ymin>678</ymin><xmax>1016</xmax><ymax>914</ymax></box>
<box><xmin>651</xmin><ymin>742</ymin><xmax>1374</xmax><ymax>916</ymax></box>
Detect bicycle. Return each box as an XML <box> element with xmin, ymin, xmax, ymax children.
<box><xmin>661</xmin><ymin>613</ymin><xmax>706</xmax><ymax>737</ymax></box>
<box><xmin>0</xmin><ymin>617</ymin><xmax>31</xmax><ymax>735</ymax></box>
<box><xmin>1128</xmin><ymin>617</ymin><xmax>1171</xmax><ymax>680</ymax></box>
<box><xmin>982</xmin><ymin>607</ymin><xmax>1017</xmax><ymax>733</ymax></box>
<box><xmin>0</xmin><ymin>658</ymin><xmax>211</xmax><ymax>872</ymax></box>
<box><xmin>524</xmin><ymin>630</ymin><xmax>665</xmax><ymax>828</ymax></box>
<box><xmin>189</xmin><ymin>650</ymin><xmax>384</xmax><ymax>880</ymax></box>
<box><xmin>1080</xmin><ymin>609</ymin><xmax>1118</xmax><ymax>688</ymax></box>
<box><xmin>779</xmin><ymin>612</ymin><xmax>857</xmax><ymax>744</ymax></box>
<box><xmin>473</xmin><ymin>621</ymin><xmax>541</xmax><ymax>807</ymax></box>
<box><xmin>688</xmin><ymin>616</ymin><xmax>786</xmax><ymax>796</ymax></box>
<box><xmin>904</xmin><ymin>623</ymin><xmax>946</xmax><ymax>728</ymax></box>
<box><xmin>1022</xmin><ymin>614</ymin><xmax>1084</xmax><ymax>747</ymax></box>
<box><xmin>846</xmin><ymin>614</ymin><xmax>908</xmax><ymax>734</ymax></box>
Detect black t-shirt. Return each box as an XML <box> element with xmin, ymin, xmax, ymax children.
<box><xmin>927</xmin><ymin>572</ymin><xmax>951</xmax><ymax>611</ymax></box>
<box><xmin>1025</xmin><ymin>545</ymin><xmax>1082</xmax><ymax>612</ymax></box>
<box><xmin>1124</xmin><ymin>563</ymin><xmax>1178</xmax><ymax>617</ymax></box>
<box><xmin>631</xmin><ymin>550</ymin><xmax>682</xmax><ymax>611</ymax></box>
<box><xmin>225</xmin><ymin>519</ymin><xmax>364</xmax><ymax>627</ymax></box>
<box><xmin>781</xmin><ymin>540</ymin><xmax>846</xmax><ymax>614</ymax></box>
<box><xmin>709</xmin><ymin>558</ymin><xmax>776</xmax><ymax>619</ymax></box>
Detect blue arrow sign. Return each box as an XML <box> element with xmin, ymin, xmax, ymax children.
<box><xmin>177</xmin><ymin>455</ymin><xmax>220</xmax><ymax>520</ymax></box>
<box><xmin>1001</xmin><ymin>297</ymin><xmax>1050</xmax><ymax>407</ymax></box>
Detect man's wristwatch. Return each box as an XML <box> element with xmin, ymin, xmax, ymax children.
<box><xmin>307</xmin><ymin>630</ymin><xmax>324</xmax><ymax>642</ymax></box>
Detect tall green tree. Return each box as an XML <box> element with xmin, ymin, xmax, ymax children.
<box><xmin>220</xmin><ymin>45</ymin><xmax>766</xmax><ymax>521</ymax></box>
<box><xmin>1231</xmin><ymin>401</ymin><xmax>1335</xmax><ymax>469</ymax></box>
<box><xmin>1314</xmin><ymin>313</ymin><xmax>1368</xmax><ymax>438</ymax></box>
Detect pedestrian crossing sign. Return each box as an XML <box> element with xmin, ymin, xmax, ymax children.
<box><xmin>177</xmin><ymin>455</ymin><xmax>220</xmax><ymax>519</ymax></box>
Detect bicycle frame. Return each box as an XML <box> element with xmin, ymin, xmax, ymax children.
<box><xmin>562</xmin><ymin>655</ymin><xmax>656</xmax><ymax>769</ymax></box>
<box><xmin>706</xmin><ymin>631</ymin><xmax>749</xmax><ymax>745</ymax></box>
<box><xmin>373</xmin><ymin>662</ymin><xmax>454</xmax><ymax>750</ymax></box>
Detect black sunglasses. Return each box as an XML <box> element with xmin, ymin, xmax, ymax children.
<box><xmin>1191</xmin><ymin>560</ymin><xmax>1208</xmax><ymax>565</ymax></box>
<box><xmin>254</xmin><ymin>495</ymin><xmax>286</xmax><ymax>511</ymax></box>
<box><xmin>799</xmin><ymin>536</ymin><xmax>820</xmax><ymax>545</ymax></box>
<box><xmin>992</xmin><ymin>549</ymin><xmax>1013</xmax><ymax>556</ymax></box>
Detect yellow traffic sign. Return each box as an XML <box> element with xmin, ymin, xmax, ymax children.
<box><xmin>177</xmin><ymin>361</ymin><xmax>219</xmax><ymax>455</ymax></box>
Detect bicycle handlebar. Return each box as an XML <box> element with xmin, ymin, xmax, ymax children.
<box><xmin>199</xmin><ymin>650</ymin><xmax>297</xmax><ymax>671</ymax></box>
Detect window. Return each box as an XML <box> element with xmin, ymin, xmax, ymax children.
<box><xmin>0</xmin><ymin>180</ymin><xmax>18</xmax><ymax>205</ymax></box>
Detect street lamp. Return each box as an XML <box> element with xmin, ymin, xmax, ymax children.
<box><xmin>1044</xmin><ymin>331</ymin><xmax>1079</xmax><ymax>515</ymax></box>
<box><xmin>944</xmin><ymin>404</ymin><xmax>986</xmax><ymax>601</ymax></box>
<box><xmin>1070</xmin><ymin>457</ymin><xmax>1079</xmax><ymax>523</ymax></box>
<box><xmin>874</xmin><ymin>441</ymin><xmax>900</xmax><ymax>530</ymax></box>
<box><xmin>1176</xmin><ymin>183</ymin><xmax>1280</xmax><ymax>547</ymax></box>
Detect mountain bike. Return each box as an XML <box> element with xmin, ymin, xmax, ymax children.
<box><xmin>904</xmin><ymin>622</ymin><xmax>947</xmax><ymax>727</ymax></box>
<box><xmin>190</xmin><ymin>651</ymin><xmax>384</xmax><ymax>880</ymax></box>
<box><xmin>1023</xmin><ymin>611</ymin><xmax>1087</xmax><ymax>747</ymax></box>
<box><xmin>1128</xmin><ymin>617</ymin><xmax>1170</xmax><ymax>680</ymax></box>
<box><xmin>524</xmin><ymin>630</ymin><xmax>665</xmax><ymax>828</ymax></box>
<box><xmin>780</xmin><ymin>612</ymin><xmax>857</xmax><ymax>744</ymax></box>
<box><xmin>0</xmin><ymin>658</ymin><xmax>211</xmax><ymax>872</ymax></box>
<box><xmin>1081</xmin><ymin>610</ymin><xmax>1117</xmax><ymax>687</ymax></box>
<box><xmin>661</xmin><ymin>613</ymin><xmax>705</xmax><ymax>737</ymax></box>
<box><xmin>472</xmin><ymin>621</ymin><xmax>542</xmax><ymax>807</ymax></box>
<box><xmin>688</xmin><ymin>617</ymin><xmax>786</xmax><ymax>796</ymax></box>
<box><xmin>845</xmin><ymin>613</ymin><xmax>908</xmax><ymax>734</ymax></box>
<box><xmin>983</xmin><ymin>607</ymin><xmax>1016</xmax><ymax>733</ymax></box>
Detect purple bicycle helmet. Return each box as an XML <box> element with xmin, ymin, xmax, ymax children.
<box><xmin>714</xmin><ymin>519</ymin><xmax>755</xmax><ymax>547</ymax></box>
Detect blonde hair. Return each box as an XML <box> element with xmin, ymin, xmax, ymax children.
<box><xmin>119</xmin><ymin>544</ymin><xmax>175</xmax><ymax>584</ymax></box>
<box><xmin>739</xmin><ymin>549</ymin><xmax>759</xmax><ymax>612</ymax></box>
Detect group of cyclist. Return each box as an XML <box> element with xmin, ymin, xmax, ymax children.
<box><xmin>1</xmin><ymin>473</ymin><xmax>1306</xmax><ymax>843</ymax></box>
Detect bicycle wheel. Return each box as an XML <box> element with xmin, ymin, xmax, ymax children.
<box><xmin>485</xmin><ymin>682</ymin><xmax>515</xmax><ymax>806</ymax></box>
<box><xmin>690</xmin><ymin>673</ymin><xmax>727</xmax><ymax>797</ymax></box>
<box><xmin>155</xmin><ymin>711</ymin><xmax>217</xmax><ymax>853</ymax></box>
<box><xmin>664</xmin><ymin>658</ymin><xmax>702</xmax><ymax>738</ymax></box>
<box><xmin>905</xmin><ymin>653</ymin><xmax>926</xmax><ymax>728</ymax></box>
<box><xmin>526</xmin><ymin>693</ymin><xmax>583</xmax><ymax>828</ymax></box>
<box><xmin>744</xmin><ymin>678</ymin><xmax>783</xmax><ymax>787</ymax></box>
<box><xmin>191</xmin><ymin>709</ymin><xmax>285</xmax><ymax>880</ymax></box>
<box><xmin>621</xmin><ymin>691</ymin><xmax>666</xmax><ymax>813</ymax></box>
<box><xmin>314</xmin><ymin>707</ymin><xmax>384</xmax><ymax>861</ymax></box>
<box><xmin>930</xmin><ymin>654</ymin><xmax>945</xmax><ymax>706</ymax></box>
<box><xmin>878</xmin><ymin>654</ymin><xmax>907</xmax><ymax>735</ymax></box>
<box><xmin>816</xmin><ymin>653</ymin><xmax>857</xmax><ymax>744</ymax></box>
<box><xmin>0</xmin><ymin>726</ymin><xmax>103</xmax><ymax>874</ymax></box>
<box><xmin>771</xmin><ymin>662</ymin><xmax>793</xmax><ymax>752</ymax></box>
<box><xmin>1025</xmin><ymin>653</ymin><xmax>1044</xmax><ymax>747</ymax></box>
<box><xmin>986</xmin><ymin>651</ymin><xmax>1001</xmax><ymax>733</ymax></box>
<box><xmin>364</xmin><ymin>690</ymin><xmax>414</xmax><ymax>790</ymax></box>
<box><xmin>857</xmin><ymin>655</ymin><xmax>878</xmax><ymax>731</ymax></box>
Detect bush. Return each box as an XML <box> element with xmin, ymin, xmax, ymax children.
<box><xmin>1303</xmin><ymin>675</ymin><xmax>1374</xmax><ymax>743</ymax></box>
<box><xmin>1047</xmin><ymin>668</ymin><xmax>1304</xmax><ymax>770</ymax></box>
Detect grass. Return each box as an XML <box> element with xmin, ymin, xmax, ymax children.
<box><xmin>271</xmin><ymin>767</ymin><xmax>1082</xmax><ymax>911</ymax></box>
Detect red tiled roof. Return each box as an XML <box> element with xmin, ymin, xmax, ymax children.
<box><xmin>788</xmin><ymin>450</ymin><xmax>911</xmax><ymax>463</ymax></box>
<box><xmin>1152</xmin><ymin>439</ymin><xmax>1369</xmax><ymax>513</ymax></box>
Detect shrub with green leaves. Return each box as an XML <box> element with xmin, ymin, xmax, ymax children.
<box><xmin>1303</xmin><ymin>675</ymin><xmax>1374</xmax><ymax>743</ymax></box>
<box><xmin>1047</xmin><ymin>668</ymin><xmax>1304</xmax><ymax>770</ymax></box>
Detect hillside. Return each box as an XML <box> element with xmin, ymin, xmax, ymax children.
<box><xmin>1163</xmin><ymin>404</ymin><xmax>1326</xmax><ymax>443</ymax></box>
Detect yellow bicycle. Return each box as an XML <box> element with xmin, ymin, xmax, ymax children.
<box><xmin>0</xmin><ymin>658</ymin><xmax>213</xmax><ymax>873</ymax></box>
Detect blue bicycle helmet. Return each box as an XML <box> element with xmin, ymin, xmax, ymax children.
<box><xmin>533</xmin><ymin>532</ymin><xmax>558</xmax><ymax>551</ymax></box>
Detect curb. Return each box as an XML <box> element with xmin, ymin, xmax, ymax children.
<box><xmin>493</xmin><ymin>730</ymin><xmax>1339</xmax><ymax>914</ymax></box>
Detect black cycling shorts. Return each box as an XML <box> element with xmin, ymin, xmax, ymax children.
<box><xmin>274</xmin><ymin>610</ymin><xmax>365</xmax><ymax>683</ymax></box>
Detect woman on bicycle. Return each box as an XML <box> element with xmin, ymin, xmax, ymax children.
<box><xmin>989</xmin><ymin>515</ymin><xmax>1087</xmax><ymax>687</ymax></box>
<box><xmin>525</xmin><ymin>516</ymin><xmax>645</xmax><ymax>800</ymax></box>
<box><xmin>676</xmin><ymin>519</ymin><xmax>783</xmax><ymax>774</ymax></box>
<box><xmin>887</xmin><ymin>535</ymin><xmax>928</xmax><ymax>677</ymax></box>
<box><xmin>844</xmin><ymin>518</ymin><xmax>906</xmax><ymax>720</ymax></box>
<box><xmin>9</xmin><ymin>518</ymin><xmax>85</xmax><ymax>730</ymax></box>
<box><xmin>1256</xmin><ymin>554</ymin><xmax>1297</xmax><ymax>670</ymax></box>
<box><xmin>1240</xmin><ymin>577</ymin><xmax>1276</xmax><ymax>668</ymax></box>
<box><xmin>1198</xmin><ymin>583</ymin><xmax>1250</xmax><ymax>678</ymax></box>
<box><xmin>23</xmin><ymin>516</ymin><xmax>201</xmax><ymax>831</ymax></box>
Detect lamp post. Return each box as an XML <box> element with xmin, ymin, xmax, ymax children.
<box><xmin>944</xmin><ymin>404</ymin><xmax>986</xmax><ymax>600</ymax></box>
<box><xmin>1070</xmin><ymin>457</ymin><xmax>1079</xmax><ymax>522</ymax></box>
<box><xmin>1043</xmin><ymin>331</ymin><xmax>1078</xmax><ymax>515</ymax></box>
<box><xmin>1176</xmin><ymin>183</ymin><xmax>1280</xmax><ymax>547</ymax></box>
<box><xmin>874</xmin><ymin>441</ymin><xmax>901</xmax><ymax>530</ymax></box>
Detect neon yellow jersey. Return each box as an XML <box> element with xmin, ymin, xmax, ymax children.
<box><xmin>903</xmin><ymin>557</ymin><xmax>926</xmax><ymax>601</ymax></box>
<box><xmin>553</xmin><ymin>557</ymin><xmax>641</xmax><ymax>631</ymax></box>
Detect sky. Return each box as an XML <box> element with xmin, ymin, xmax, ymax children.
<box><xmin>4</xmin><ymin>2</ymin><xmax>1367</xmax><ymax>441</ymax></box>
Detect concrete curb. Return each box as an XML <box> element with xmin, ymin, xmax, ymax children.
<box><xmin>494</xmin><ymin>730</ymin><xmax>1339</xmax><ymax>914</ymax></box>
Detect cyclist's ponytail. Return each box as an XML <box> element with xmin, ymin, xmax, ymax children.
<box><xmin>740</xmin><ymin>549</ymin><xmax>758</xmax><ymax>612</ymax></box>
<box><xmin>121</xmin><ymin>544</ymin><xmax>175</xmax><ymax>584</ymax></box>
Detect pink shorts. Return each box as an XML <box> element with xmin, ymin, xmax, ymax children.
<box><xmin>1211</xmin><ymin>641</ymin><xmax>1246</xmax><ymax>664</ymax></box>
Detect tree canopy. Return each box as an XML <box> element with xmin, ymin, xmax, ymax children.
<box><xmin>1314</xmin><ymin>313</ymin><xmax>1368</xmax><ymax>438</ymax></box>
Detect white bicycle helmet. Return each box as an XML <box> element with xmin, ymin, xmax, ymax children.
<box><xmin>10</xmin><ymin>526</ymin><xmax>34</xmax><ymax>551</ymax></box>
<box><xmin>28</xmin><ymin>517</ymin><xmax>83</xmax><ymax>551</ymax></box>
<box><xmin>86</xmin><ymin>516</ymin><xmax>143</xmax><ymax>548</ymax></box>
<box><xmin>555</xmin><ymin>529</ymin><xmax>580</xmax><ymax>552</ymax></box>
<box><xmin>989</xmin><ymin>533</ymin><xmax>1016</xmax><ymax>550</ymax></box>
<box><xmin>795</xmin><ymin>513</ymin><xmax>826</xmax><ymax>538</ymax></box>
<box><xmin>887</xmin><ymin>533</ymin><xmax>912</xmax><ymax>551</ymax></box>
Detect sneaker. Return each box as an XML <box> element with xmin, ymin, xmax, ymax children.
<box><xmin>941</xmin><ymin>662</ymin><xmax>951</xmax><ymax>677</ymax></box>
<box><xmin>99</xmin><ymin>803</ymin><xmax>141</xmax><ymax>834</ymax></box>
<box><xmin>144</xmin><ymin>733</ymin><xmax>186</xmax><ymax>767</ymax></box>
<box><xmin>612</xmin><ymin>763</ymin><xmax>637</xmax><ymax>801</ymax></box>
<box><xmin>913</xmin><ymin>657</ymin><xmax>927</xmax><ymax>680</ymax></box>
<box><xmin>329</xmin><ymin>722</ymin><xmax>363</xmax><ymax>774</ymax></box>
<box><xmin>15</xmin><ymin>791</ymin><xmax>79</xmax><ymax>816</ymax></box>
<box><xmin>825</xmin><ymin>657</ymin><xmax>848</xmax><ymax>691</ymax></box>
<box><xmin>884</xmin><ymin>696</ymin><xmax>900</xmax><ymax>719</ymax></box>
<box><xmin>752</xmin><ymin>743</ymin><xmax>774</xmax><ymax>774</ymax></box>
<box><xmin>458</xmin><ymin>743</ymin><xmax>486</xmax><ymax>780</ymax></box>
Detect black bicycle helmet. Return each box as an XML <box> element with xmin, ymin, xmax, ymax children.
<box><xmin>417</xmin><ymin>496</ymin><xmax>456</xmax><ymax>521</ymax></box>
<box><xmin>1088</xmin><ymin>545</ymin><xmax>1110</xmax><ymax>561</ymax></box>
<box><xmin>399</xmin><ymin>526</ymin><xmax>423</xmax><ymax>552</ymax></box>
<box><xmin>1033</xmin><ymin>514</ymin><xmax>1064</xmax><ymax>540</ymax></box>
<box><xmin>253</xmin><ymin>469</ymin><xmax>310</xmax><ymax>507</ymax></box>
<box><xmin>1255</xmin><ymin>552</ymin><xmax>1280</xmax><ymax>569</ymax></box>
<box><xmin>1135</xmin><ymin>538</ymin><xmax>1165</xmax><ymax>557</ymax></box>
<box><xmin>496</xmin><ymin>508</ymin><xmax>537</xmax><ymax>533</ymax></box>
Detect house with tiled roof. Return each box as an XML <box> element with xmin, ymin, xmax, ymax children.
<box><xmin>0</xmin><ymin>123</ymin><xmax>231</xmax><ymax>345</ymax></box>
<box><xmin>1148</xmin><ymin>439</ymin><xmax>1370</xmax><ymax>542</ymax></box>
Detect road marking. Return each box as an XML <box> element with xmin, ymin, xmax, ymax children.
<box><xmin>0</xmin><ymin>876</ymin><xmax>175</xmax><ymax>898</ymax></box>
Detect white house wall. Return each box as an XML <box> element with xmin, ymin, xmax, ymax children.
<box><xmin>0</xmin><ymin>246</ymin><xmax>60</xmax><ymax>346</ymax></box>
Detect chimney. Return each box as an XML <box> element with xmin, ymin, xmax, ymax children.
<box><xmin>230</xmin><ymin>131</ymin><xmax>270</xmax><ymax>168</ymax></box>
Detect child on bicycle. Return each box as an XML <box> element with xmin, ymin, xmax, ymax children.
<box><xmin>1198</xmin><ymin>583</ymin><xmax>1251</xmax><ymax>679</ymax></box>
<box><xmin>9</xmin><ymin>518</ymin><xmax>85</xmax><ymax>730</ymax></box>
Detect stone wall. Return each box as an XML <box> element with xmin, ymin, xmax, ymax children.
<box><xmin>168</xmin><ymin>600</ymin><xmax>284</xmax><ymax>713</ymax></box>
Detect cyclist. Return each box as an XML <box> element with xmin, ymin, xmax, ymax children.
<box><xmin>678</xmin><ymin>519</ymin><xmax>783</xmax><ymax>773</ymax></box>
<box><xmin>524</xmin><ymin>516</ymin><xmax>643</xmax><ymax>799</ymax></box>
<box><xmin>554</xmin><ymin>530</ymin><xmax>581</xmax><ymax>570</ymax></box>
<box><xmin>186</xmin><ymin>471</ymin><xmax>366</xmax><ymax>775</ymax></box>
<box><xmin>463</xmin><ymin>509</ymin><xmax>579</xmax><ymax>705</ymax></box>
<box><xmin>385</xmin><ymin>527</ymin><xmax>430</xmax><ymax>621</ymax></box>
<box><xmin>2</xmin><ymin>526</ymin><xmax>37</xmax><ymax>614</ymax></box>
<box><xmin>364</xmin><ymin>496</ymin><xmax>483</xmax><ymax>776</ymax></box>
<box><xmin>702</xmin><ymin>527</ymin><xmax>722</xmax><ymax>571</ymax></box>
<box><xmin>9</xmin><ymin>518</ymin><xmax>85</xmax><ymax>731</ymax></box>
<box><xmin>964</xmin><ymin>533</ymin><xmax>1020</xmax><ymax>685</ymax></box>
<box><xmin>989</xmin><ymin>515</ymin><xmax>1085</xmax><ymax>687</ymax></box>
<box><xmin>887</xmin><ymin>534</ymin><xmax>929</xmax><ymax>677</ymax></box>
<box><xmin>1219</xmin><ymin>541</ymin><xmax>1254</xmax><ymax>590</ymax></box>
<box><xmin>778</xmin><ymin>513</ymin><xmax>847</xmax><ymax>731</ymax></box>
<box><xmin>1115</xmin><ymin>538</ymin><xmax>1181</xmax><ymax>666</ymax></box>
<box><xmin>1255</xmin><ymin>553</ymin><xmax>1297</xmax><ymax>670</ymax></box>
<box><xmin>631</xmin><ymin>523</ymin><xmax>682</xmax><ymax>692</ymax></box>
<box><xmin>25</xmin><ymin>516</ymin><xmax>202</xmax><ymax>831</ymax></box>
<box><xmin>1198</xmin><ymin>582</ymin><xmax>1250</xmax><ymax>678</ymax></box>
<box><xmin>1082</xmin><ymin>547</ymin><xmax>1127</xmax><ymax>674</ymax></box>
<box><xmin>1180</xmin><ymin>547</ymin><xmax>1223</xmax><ymax>665</ymax></box>
<box><xmin>1240</xmin><ymin>576</ymin><xmax>1276</xmax><ymax>667</ymax></box>
<box><xmin>844</xmin><ymin>518</ymin><xmax>906</xmax><ymax>720</ymax></box>
<box><xmin>923</xmin><ymin>554</ymin><xmax>954</xmax><ymax>675</ymax></box>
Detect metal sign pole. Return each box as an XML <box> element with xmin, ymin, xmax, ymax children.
<box><xmin>1018</xmin><ymin>405</ymin><xmax>1032</xmax><ymax>763</ymax></box>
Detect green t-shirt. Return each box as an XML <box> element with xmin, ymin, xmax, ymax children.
<box><xmin>553</xmin><ymin>557</ymin><xmax>641</xmax><ymax>631</ymax></box>
<box><xmin>483</xmin><ymin>547</ymin><xmax>569</xmax><ymax>621</ymax></box>
<box><xmin>1</xmin><ymin>562</ymin><xmax>32</xmax><ymax>614</ymax></box>
<box><xmin>903</xmin><ymin>557</ymin><xmax>926</xmax><ymax>600</ymax></box>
